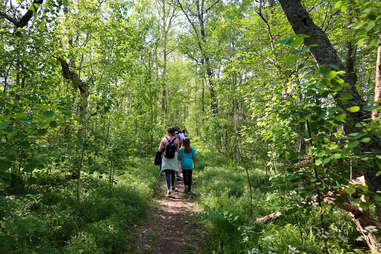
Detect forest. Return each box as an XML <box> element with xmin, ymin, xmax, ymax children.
<box><xmin>0</xmin><ymin>0</ymin><xmax>381</xmax><ymax>253</ymax></box>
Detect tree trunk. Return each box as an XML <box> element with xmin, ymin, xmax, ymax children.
<box><xmin>58</xmin><ymin>57</ymin><xmax>89</xmax><ymax>201</ymax></box>
<box><xmin>177</xmin><ymin>0</ymin><xmax>219</xmax><ymax>114</ymax></box>
<box><xmin>161</xmin><ymin>0</ymin><xmax>168</xmax><ymax>116</ymax></box>
<box><xmin>372</xmin><ymin>35</ymin><xmax>381</xmax><ymax>121</ymax></box>
<box><xmin>278</xmin><ymin>0</ymin><xmax>381</xmax><ymax>221</ymax></box>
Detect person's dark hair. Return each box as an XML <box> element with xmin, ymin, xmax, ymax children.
<box><xmin>183</xmin><ymin>137</ymin><xmax>191</xmax><ymax>153</ymax></box>
<box><xmin>173</xmin><ymin>126</ymin><xmax>180</xmax><ymax>131</ymax></box>
<box><xmin>167</xmin><ymin>127</ymin><xmax>176</xmax><ymax>136</ymax></box>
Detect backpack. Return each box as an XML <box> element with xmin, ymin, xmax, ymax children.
<box><xmin>164</xmin><ymin>137</ymin><xmax>177</xmax><ymax>159</ymax></box>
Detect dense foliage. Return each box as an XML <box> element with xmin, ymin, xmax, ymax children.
<box><xmin>1</xmin><ymin>0</ymin><xmax>380</xmax><ymax>253</ymax></box>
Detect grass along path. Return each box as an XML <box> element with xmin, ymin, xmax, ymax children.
<box><xmin>137</xmin><ymin>175</ymin><xmax>205</xmax><ymax>254</ymax></box>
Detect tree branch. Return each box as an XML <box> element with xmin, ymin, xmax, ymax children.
<box><xmin>204</xmin><ymin>0</ymin><xmax>221</xmax><ymax>14</ymax></box>
<box><xmin>0</xmin><ymin>0</ymin><xmax>44</xmax><ymax>28</ymax></box>
<box><xmin>0</xmin><ymin>11</ymin><xmax>18</xmax><ymax>26</ymax></box>
<box><xmin>176</xmin><ymin>0</ymin><xmax>203</xmax><ymax>52</ymax></box>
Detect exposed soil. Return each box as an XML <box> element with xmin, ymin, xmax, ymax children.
<box><xmin>137</xmin><ymin>177</ymin><xmax>205</xmax><ymax>254</ymax></box>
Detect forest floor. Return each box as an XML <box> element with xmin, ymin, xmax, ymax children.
<box><xmin>136</xmin><ymin>175</ymin><xmax>206</xmax><ymax>254</ymax></box>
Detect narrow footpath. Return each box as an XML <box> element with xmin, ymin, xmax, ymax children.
<box><xmin>137</xmin><ymin>177</ymin><xmax>205</xmax><ymax>254</ymax></box>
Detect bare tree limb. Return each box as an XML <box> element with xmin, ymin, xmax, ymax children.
<box><xmin>176</xmin><ymin>0</ymin><xmax>202</xmax><ymax>51</ymax></box>
<box><xmin>0</xmin><ymin>11</ymin><xmax>18</xmax><ymax>26</ymax></box>
<box><xmin>204</xmin><ymin>0</ymin><xmax>221</xmax><ymax>14</ymax></box>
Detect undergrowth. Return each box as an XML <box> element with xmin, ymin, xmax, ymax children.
<box><xmin>194</xmin><ymin>154</ymin><xmax>367</xmax><ymax>254</ymax></box>
<box><xmin>0</xmin><ymin>157</ymin><xmax>158</xmax><ymax>254</ymax></box>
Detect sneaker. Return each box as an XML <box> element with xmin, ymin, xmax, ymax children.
<box><xmin>166</xmin><ymin>190</ymin><xmax>171</xmax><ymax>197</ymax></box>
<box><xmin>172</xmin><ymin>187</ymin><xmax>177</xmax><ymax>192</ymax></box>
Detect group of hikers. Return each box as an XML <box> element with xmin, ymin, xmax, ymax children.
<box><xmin>156</xmin><ymin>126</ymin><xmax>196</xmax><ymax>197</ymax></box>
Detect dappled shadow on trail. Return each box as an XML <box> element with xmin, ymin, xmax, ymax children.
<box><xmin>136</xmin><ymin>178</ymin><xmax>204</xmax><ymax>254</ymax></box>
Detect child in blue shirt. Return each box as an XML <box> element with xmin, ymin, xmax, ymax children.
<box><xmin>178</xmin><ymin>137</ymin><xmax>196</xmax><ymax>194</ymax></box>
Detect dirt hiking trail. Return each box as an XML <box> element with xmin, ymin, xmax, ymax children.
<box><xmin>137</xmin><ymin>177</ymin><xmax>206</xmax><ymax>254</ymax></box>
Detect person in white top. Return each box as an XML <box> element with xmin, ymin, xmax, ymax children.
<box><xmin>158</xmin><ymin>127</ymin><xmax>179</xmax><ymax>197</ymax></box>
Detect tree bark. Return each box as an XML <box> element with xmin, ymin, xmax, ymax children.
<box><xmin>176</xmin><ymin>0</ymin><xmax>219</xmax><ymax>114</ymax></box>
<box><xmin>278</xmin><ymin>0</ymin><xmax>381</xmax><ymax>221</ymax></box>
<box><xmin>372</xmin><ymin>35</ymin><xmax>381</xmax><ymax>121</ymax></box>
<box><xmin>58</xmin><ymin>57</ymin><xmax>89</xmax><ymax>201</ymax></box>
<box><xmin>0</xmin><ymin>0</ymin><xmax>44</xmax><ymax>28</ymax></box>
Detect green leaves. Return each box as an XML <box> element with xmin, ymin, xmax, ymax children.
<box><xmin>336</xmin><ymin>113</ymin><xmax>346</xmax><ymax>122</ymax></box>
<box><xmin>0</xmin><ymin>122</ymin><xmax>10</xmax><ymax>129</ymax></box>
<box><xmin>49</xmin><ymin>121</ymin><xmax>58</xmax><ymax>128</ymax></box>
<box><xmin>42</xmin><ymin>111</ymin><xmax>54</xmax><ymax>118</ymax></box>
<box><xmin>278</xmin><ymin>34</ymin><xmax>309</xmax><ymax>47</ymax></box>
<box><xmin>334</xmin><ymin>1</ymin><xmax>343</xmax><ymax>9</ymax></box>
<box><xmin>340</xmin><ymin>93</ymin><xmax>353</xmax><ymax>100</ymax></box>
<box><xmin>347</xmin><ymin>140</ymin><xmax>360</xmax><ymax>149</ymax></box>
<box><xmin>344</xmin><ymin>187</ymin><xmax>356</xmax><ymax>195</ymax></box>
<box><xmin>347</xmin><ymin>106</ymin><xmax>360</xmax><ymax>113</ymax></box>
<box><xmin>360</xmin><ymin>137</ymin><xmax>371</xmax><ymax>143</ymax></box>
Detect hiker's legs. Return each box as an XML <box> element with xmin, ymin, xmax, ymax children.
<box><xmin>188</xmin><ymin>170</ymin><xmax>192</xmax><ymax>192</ymax></box>
<box><xmin>183</xmin><ymin>170</ymin><xmax>192</xmax><ymax>192</ymax></box>
<box><xmin>183</xmin><ymin>170</ymin><xmax>188</xmax><ymax>187</ymax></box>
<box><xmin>164</xmin><ymin>170</ymin><xmax>172</xmax><ymax>190</ymax></box>
<box><xmin>171</xmin><ymin>171</ymin><xmax>176</xmax><ymax>189</ymax></box>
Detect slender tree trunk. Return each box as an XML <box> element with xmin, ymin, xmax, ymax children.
<box><xmin>161</xmin><ymin>0</ymin><xmax>167</xmax><ymax>116</ymax></box>
<box><xmin>372</xmin><ymin>35</ymin><xmax>381</xmax><ymax>121</ymax></box>
<box><xmin>58</xmin><ymin>57</ymin><xmax>89</xmax><ymax>201</ymax></box>
<box><xmin>233</xmin><ymin>99</ymin><xmax>240</xmax><ymax>164</ymax></box>
<box><xmin>177</xmin><ymin>0</ymin><xmax>219</xmax><ymax>114</ymax></box>
<box><xmin>244</xmin><ymin>166</ymin><xmax>254</xmax><ymax>218</ymax></box>
<box><xmin>201</xmin><ymin>77</ymin><xmax>205</xmax><ymax>113</ymax></box>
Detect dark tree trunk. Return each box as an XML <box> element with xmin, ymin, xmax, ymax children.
<box><xmin>58</xmin><ymin>57</ymin><xmax>89</xmax><ymax>201</ymax></box>
<box><xmin>10</xmin><ymin>173</ymin><xmax>24</xmax><ymax>193</ymax></box>
<box><xmin>278</xmin><ymin>0</ymin><xmax>381</xmax><ymax>221</ymax></box>
<box><xmin>0</xmin><ymin>0</ymin><xmax>44</xmax><ymax>29</ymax></box>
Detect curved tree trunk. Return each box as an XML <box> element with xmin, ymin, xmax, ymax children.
<box><xmin>58</xmin><ymin>57</ymin><xmax>89</xmax><ymax>201</ymax></box>
<box><xmin>278</xmin><ymin>0</ymin><xmax>381</xmax><ymax>221</ymax></box>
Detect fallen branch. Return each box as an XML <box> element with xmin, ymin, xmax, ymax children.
<box><xmin>256</xmin><ymin>176</ymin><xmax>381</xmax><ymax>253</ymax></box>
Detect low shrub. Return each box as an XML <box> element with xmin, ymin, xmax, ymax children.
<box><xmin>0</xmin><ymin>157</ymin><xmax>159</xmax><ymax>254</ymax></box>
<box><xmin>195</xmin><ymin>163</ymin><xmax>363</xmax><ymax>254</ymax></box>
